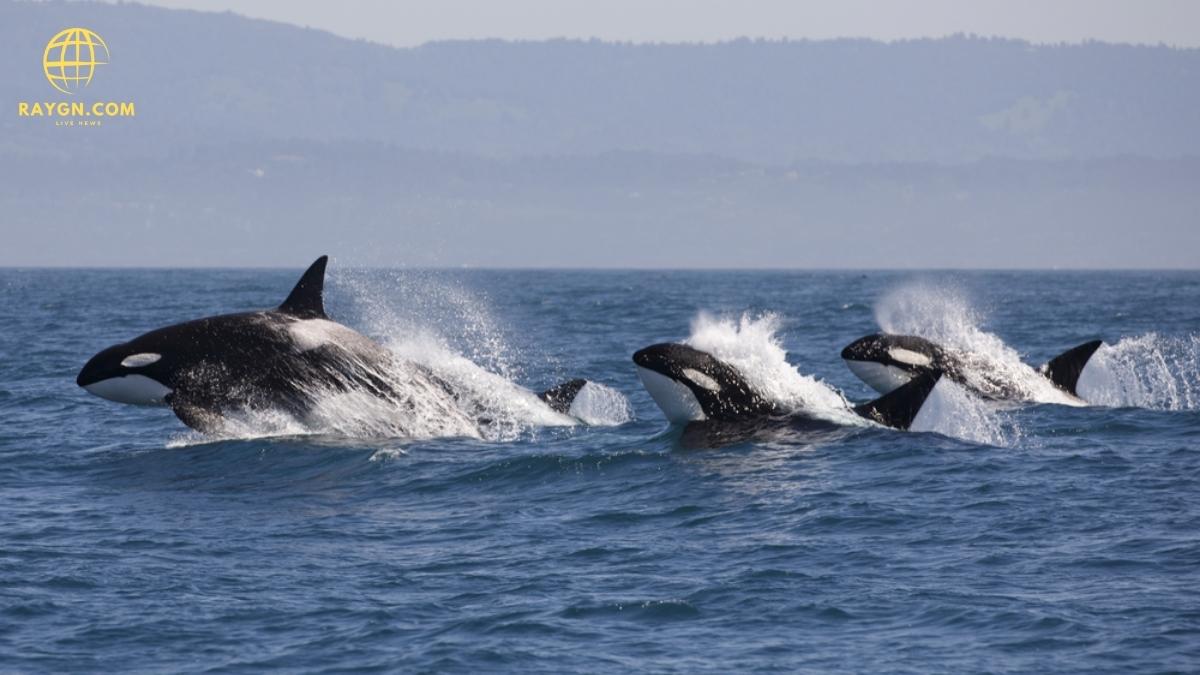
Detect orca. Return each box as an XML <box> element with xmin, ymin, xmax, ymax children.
<box><xmin>840</xmin><ymin>333</ymin><xmax>1103</xmax><ymax>402</ymax></box>
<box><xmin>77</xmin><ymin>256</ymin><xmax>596</xmax><ymax>434</ymax></box>
<box><xmin>632</xmin><ymin>342</ymin><xmax>943</xmax><ymax>440</ymax></box>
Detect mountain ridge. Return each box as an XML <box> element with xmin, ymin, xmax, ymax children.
<box><xmin>4</xmin><ymin>0</ymin><xmax>1198</xmax><ymax>163</ymax></box>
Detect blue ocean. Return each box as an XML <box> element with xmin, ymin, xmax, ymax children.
<box><xmin>2</xmin><ymin>267</ymin><xmax>1198</xmax><ymax>673</ymax></box>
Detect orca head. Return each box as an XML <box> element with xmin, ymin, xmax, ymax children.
<box><xmin>840</xmin><ymin>333</ymin><xmax>943</xmax><ymax>395</ymax></box>
<box><xmin>633</xmin><ymin>343</ymin><xmax>779</xmax><ymax>423</ymax></box>
<box><xmin>76</xmin><ymin>336</ymin><xmax>176</xmax><ymax>406</ymax></box>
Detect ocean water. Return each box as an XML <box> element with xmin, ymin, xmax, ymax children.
<box><xmin>1</xmin><ymin>267</ymin><xmax>1198</xmax><ymax>673</ymax></box>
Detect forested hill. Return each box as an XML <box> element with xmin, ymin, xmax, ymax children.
<box><xmin>3</xmin><ymin>0</ymin><xmax>1198</xmax><ymax>163</ymax></box>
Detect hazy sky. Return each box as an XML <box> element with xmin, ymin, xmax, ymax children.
<box><xmin>98</xmin><ymin>0</ymin><xmax>1200</xmax><ymax>48</ymax></box>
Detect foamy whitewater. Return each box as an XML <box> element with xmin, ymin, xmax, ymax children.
<box><xmin>686</xmin><ymin>312</ymin><xmax>853</xmax><ymax>416</ymax></box>
<box><xmin>873</xmin><ymin>281</ymin><xmax>1199</xmax><ymax>412</ymax></box>
<box><xmin>4</xmin><ymin>268</ymin><xmax>1198</xmax><ymax>673</ymax></box>
<box><xmin>685</xmin><ymin>311</ymin><xmax>1017</xmax><ymax>445</ymax></box>
<box><xmin>874</xmin><ymin>282</ymin><xmax>1081</xmax><ymax>405</ymax></box>
<box><xmin>1078</xmin><ymin>333</ymin><xmax>1200</xmax><ymax>410</ymax></box>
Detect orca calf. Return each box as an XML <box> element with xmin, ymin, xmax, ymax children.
<box><xmin>633</xmin><ymin>343</ymin><xmax>944</xmax><ymax>443</ymax></box>
<box><xmin>77</xmin><ymin>256</ymin><xmax>596</xmax><ymax>434</ymax></box>
<box><xmin>840</xmin><ymin>333</ymin><xmax>1103</xmax><ymax>403</ymax></box>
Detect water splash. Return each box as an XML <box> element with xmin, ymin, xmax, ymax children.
<box><xmin>569</xmin><ymin>382</ymin><xmax>636</xmax><ymax>426</ymax></box>
<box><xmin>875</xmin><ymin>281</ymin><xmax>1199</xmax><ymax>411</ymax></box>
<box><xmin>908</xmin><ymin>378</ymin><xmax>1022</xmax><ymax>447</ymax></box>
<box><xmin>334</xmin><ymin>269</ymin><xmax>633</xmax><ymax>438</ymax></box>
<box><xmin>1077</xmin><ymin>334</ymin><xmax>1200</xmax><ymax>410</ymax></box>
<box><xmin>686</xmin><ymin>312</ymin><xmax>858</xmax><ymax>423</ymax></box>
<box><xmin>874</xmin><ymin>282</ymin><xmax>1079</xmax><ymax>406</ymax></box>
<box><xmin>875</xmin><ymin>281</ymin><xmax>989</xmax><ymax>351</ymax></box>
<box><xmin>384</xmin><ymin>331</ymin><xmax>577</xmax><ymax>440</ymax></box>
<box><xmin>334</xmin><ymin>268</ymin><xmax>522</xmax><ymax>381</ymax></box>
<box><xmin>683</xmin><ymin>312</ymin><xmax>1015</xmax><ymax>444</ymax></box>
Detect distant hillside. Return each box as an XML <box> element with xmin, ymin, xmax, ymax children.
<box><xmin>3</xmin><ymin>1</ymin><xmax>1199</xmax><ymax>163</ymax></box>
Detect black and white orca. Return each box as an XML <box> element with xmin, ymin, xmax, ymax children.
<box><xmin>840</xmin><ymin>333</ymin><xmax>1103</xmax><ymax>402</ymax></box>
<box><xmin>633</xmin><ymin>342</ymin><xmax>944</xmax><ymax>437</ymax></box>
<box><xmin>77</xmin><ymin>256</ymin><xmax>597</xmax><ymax>433</ymax></box>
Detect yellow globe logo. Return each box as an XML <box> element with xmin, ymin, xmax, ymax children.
<box><xmin>43</xmin><ymin>27</ymin><xmax>109</xmax><ymax>95</ymax></box>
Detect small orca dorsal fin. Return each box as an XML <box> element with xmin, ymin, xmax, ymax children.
<box><xmin>853</xmin><ymin>371</ymin><xmax>943</xmax><ymax>430</ymax></box>
<box><xmin>1042</xmin><ymin>339</ymin><xmax>1103</xmax><ymax>396</ymax></box>
<box><xmin>278</xmin><ymin>256</ymin><xmax>328</xmax><ymax>319</ymax></box>
<box><xmin>539</xmin><ymin>378</ymin><xmax>589</xmax><ymax>414</ymax></box>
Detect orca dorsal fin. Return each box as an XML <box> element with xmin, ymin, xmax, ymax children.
<box><xmin>539</xmin><ymin>378</ymin><xmax>589</xmax><ymax>414</ymax></box>
<box><xmin>853</xmin><ymin>371</ymin><xmax>943</xmax><ymax>430</ymax></box>
<box><xmin>1042</xmin><ymin>340</ymin><xmax>1103</xmax><ymax>396</ymax></box>
<box><xmin>278</xmin><ymin>256</ymin><xmax>328</xmax><ymax>319</ymax></box>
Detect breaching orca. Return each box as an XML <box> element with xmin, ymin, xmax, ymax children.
<box><xmin>840</xmin><ymin>333</ymin><xmax>1103</xmax><ymax>403</ymax></box>
<box><xmin>77</xmin><ymin>256</ymin><xmax>597</xmax><ymax>433</ymax></box>
<box><xmin>632</xmin><ymin>342</ymin><xmax>944</xmax><ymax>443</ymax></box>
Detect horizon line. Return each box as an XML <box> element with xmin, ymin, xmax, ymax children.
<box><xmin>53</xmin><ymin>1</ymin><xmax>1200</xmax><ymax>52</ymax></box>
<box><xmin>2</xmin><ymin>264</ymin><xmax>1197</xmax><ymax>272</ymax></box>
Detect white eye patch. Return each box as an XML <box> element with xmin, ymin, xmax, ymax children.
<box><xmin>888</xmin><ymin>347</ymin><xmax>932</xmax><ymax>367</ymax></box>
<box><xmin>682</xmin><ymin>368</ymin><xmax>721</xmax><ymax>391</ymax></box>
<box><xmin>121</xmin><ymin>352</ymin><xmax>162</xmax><ymax>368</ymax></box>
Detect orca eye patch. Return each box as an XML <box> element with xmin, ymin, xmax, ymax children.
<box><xmin>888</xmin><ymin>347</ymin><xmax>932</xmax><ymax>367</ymax></box>
<box><xmin>682</xmin><ymin>367</ymin><xmax>721</xmax><ymax>391</ymax></box>
<box><xmin>121</xmin><ymin>352</ymin><xmax>162</xmax><ymax>368</ymax></box>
